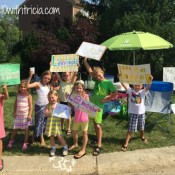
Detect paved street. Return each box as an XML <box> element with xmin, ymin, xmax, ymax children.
<box><xmin>1</xmin><ymin>146</ymin><xmax>175</xmax><ymax>175</ymax></box>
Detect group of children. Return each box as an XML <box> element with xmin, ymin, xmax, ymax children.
<box><xmin>0</xmin><ymin>58</ymin><xmax>153</xmax><ymax>171</ymax></box>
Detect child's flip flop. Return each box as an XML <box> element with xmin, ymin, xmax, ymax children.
<box><xmin>0</xmin><ymin>159</ymin><xmax>4</xmax><ymax>171</ymax></box>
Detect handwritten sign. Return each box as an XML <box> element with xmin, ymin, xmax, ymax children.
<box><xmin>0</xmin><ymin>64</ymin><xmax>20</xmax><ymax>86</ymax></box>
<box><xmin>67</xmin><ymin>93</ymin><xmax>100</xmax><ymax>117</ymax></box>
<box><xmin>118</xmin><ymin>64</ymin><xmax>151</xmax><ymax>85</ymax></box>
<box><xmin>76</xmin><ymin>42</ymin><xmax>107</xmax><ymax>61</ymax></box>
<box><xmin>50</xmin><ymin>54</ymin><xmax>79</xmax><ymax>72</ymax></box>
<box><xmin>163</xmin><ymin>67</ymin><xmax>175</xmax><ymax>90</ymax></box>
<box><xmin>52</xmin><ymin>103</ymin><xmax>71</xmax><ymax>119</ymax></box>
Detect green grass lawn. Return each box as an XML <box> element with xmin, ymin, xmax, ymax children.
<box><xmin>3</xmin><ymin>86</ymin><xmax>175</xmax><ymax>156</ymax></box>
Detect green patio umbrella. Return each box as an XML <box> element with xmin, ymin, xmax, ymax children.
<box><xmin>101</xmin><ymin>31</ymin><xmax>173</xmax><ymax>65</ymax></box>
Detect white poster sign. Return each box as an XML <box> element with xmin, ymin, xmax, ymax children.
<box><xmin>52</xmin><ymin>104</ymin><xmax>71</xmax><ymax>119</ymax></box>
<box><xmin>163</xmin><ymin>67</ymin><xmax>175</xmax><ymax>90</ymax></box>
<box><xmin>67</xmin><ymin>93</ymin><xmax>100</xmax><ymax>117</ymax></box>
<box><xmin>76</xmin><ymin>42</ymin><xmax>107</xmax><ymax>61</ymax></box>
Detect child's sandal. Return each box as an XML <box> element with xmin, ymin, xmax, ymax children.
<box><xmin>141</xmin><ymin>138</ymin><xmax>147</xmax><ymax>144</ymax></box>
<box><xmin>122</xmin><ymin>145</ymin><xmax>128</xmax><ymax>151</ymax></box>
<box><xmin>62</xmin><ymin>148</ymin><xmax>68</xmax><ymax>156</ymax></box>
<box><xmin>66</xmin><ymin>130</ymin><xmax>71</xmax><ymax>135</ymax></box>
<box><xmin>22</xmin><ymin>143</ymin><xmax>28</xmax><ymax>150</ymax></box>
<box><xmin>0</xmin><ymin>159</ymin><xmax>4</xmax><ymax>171</ymax></box>
<box><xmin>7</xmin><ymin>140</ymin><xmax>14</xmax><ymax>149</ymax></box>
<box><xmin>93</xmin><ymin>146</ymin><xmax>102</xmax><ymax>156</ymax></box>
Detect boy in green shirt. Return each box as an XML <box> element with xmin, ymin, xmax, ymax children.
<box><xmin>84</xmin><ymin>58</ymin><xmax>117</xmax><ymax>156</ymax></box>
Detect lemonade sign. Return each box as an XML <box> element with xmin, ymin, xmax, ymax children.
<box><xmin>118</xmin><ymin>64</ymin><xmax>151</xmax><ymax>85</ymax></box>
<box><xmin>50</xmin><ymin>54</ymin><xmax>79</xmax><ymax>72</ymax></box>
<box><xmin>67</xmin><ymin>93</ymin><xmax>100</xmax><ymax>117</ymax></box>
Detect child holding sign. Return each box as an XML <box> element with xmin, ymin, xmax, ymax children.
<box><xmin>58</xmin><ymin>72</ymin><xmax>77</xmax><ymax>135</ymax></box>
<box><xmin>83</xmin><ymin>58</ymin><xmax>118</xmax><ymax>156</ymax></box>
<box><xmin>45</xmin><ymin>90</ymin><xmax>68</xmax><ymax>157</ymax></box>
<box><xmin>0</xmin><ymin>84</ymin><xmax>9</xmax><ymax>171</ymax></box>
<box><xmin>26</xmin><ymin>70</ymin><xmax>52</xmax><ymax>146</ymax></box>
<box><xmin>7</xmin><ymin>80</ymin><xmax>32</xmax><ymax>150</ymax></box>
<box><xmin>119</xmin><ymin>74</ymin><xmax>153</xmax><ymax>151</ymax></box>
<box><xmin>69</xmin><ymin>80</ymin><xmax>89</xmax><ymax>159</ymax></box>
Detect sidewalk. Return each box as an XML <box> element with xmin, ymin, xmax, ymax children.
<box><xmin>1</xmin><ymin>146</ymin><xmax>175</xmax><ymax>175</ymax></box>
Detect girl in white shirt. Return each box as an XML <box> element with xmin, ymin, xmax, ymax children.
<box><xmin>27</xmin><ymin>70</ymin><xmax>52</xmax><ymax>146</ymax></box>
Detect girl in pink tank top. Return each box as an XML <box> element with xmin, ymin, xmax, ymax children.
<box><xmin>7</xmin><ymin>80</ymin><xmax>32</xmax><ymax>150</ymax></box>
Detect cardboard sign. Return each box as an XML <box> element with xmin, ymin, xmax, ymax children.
<box><xmin>163</xmin><ymin>67</ymin><xmax>175</xmax><ymax>90</ymax></box>
<box><xmin>118</xmin><ymin>64</ymin><xmax>151</xmax><ymax>85</ymax></box>
<box><xmin>67</xmin><ymin>93</ymin><xmax>100</xmax><ymax>117</ymax></box>
<box><xmin>76</xmin><ymin>42</ymin><xmax>107</xmax><ymax>61</ymax></box>
<box><xmin>52</xmin><ymin>103</ymin><xmax>71</xmax><ymax>119</ymax></box>
<box><xmin>50</xmin><ymin>54</ymin><xmax>79</xmax><ymax>72</ymax></box>
<box><xmin>0</xmin><ymin>64</ymin><xmax>20</xmax><ymax>86</ymax></box>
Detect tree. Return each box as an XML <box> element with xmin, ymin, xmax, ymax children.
<box><xmin>20</xmin><ymin>13</ymin><xmax>98</xmax><ymax>78</ymax></box>
<box><xmin>83</xmin><ymin>0</ymin><xmax>175</xmax><ymax>80</ymax></box>
<box><xmin>0</xmin><ymin>14</ymin><xmax>20</xmax><ymax>62</ymax></box>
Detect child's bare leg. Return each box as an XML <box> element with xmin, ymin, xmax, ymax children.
<box><xmin>123</xmin><ymin>131</ymin><xmax>132</xmax><ymax>147</ymax></box>
<box><xmin>50</xmin><ymin>136</ymin><xmax>55</xmax><ymax>147</ymax></box>
<box><xmin>9</xmin><ymin>129</ymin><xmax>18</xmax><ymax>142</ymax></box>
<box><xmin>69</xmin><ymin>130</ymin><xmax>78</xmax><ymax>150</ymax></box>
<box><xmin>0</xmin><ymin>139</ymin><xmax>2</xmax><ymax>161</ymax></box>
<box><xmin>94</xmin><ymin>123</ymin><xmax>102</xmax><ymax>148</ymax></box>
<box><xmin>74</xmin><ymin>131</ymin><xmax>88</xmax><ymax>158</ymax></box>
<box><xmin>61</xmin><ymin>118</ymin><xmax>65</xmax><ymax>130</ymax></box>
<box><xmin>24</xmin><ymin>128</ymin><xmax>30</xmax><ymax>143</ymax></box>
<box><xmin>79</xmin><ymin>131</ymin><xmax>88</xmax><ymax>154</ymax></box>
<box><xmin>57</xmin><ymin>135</ymin><xmax>67</xmax><ymax>146</ymax></box>
<box><xmin>50</xmin><ymin>136</ymin><xmax>56</xmax><ymax>156</ymax></box>
<box><xmin>67</xmin><ymin>117</ymin><xmax>72</xmax><ymax>131</ymax></box>
<box><xmin>7</xmin><ymin>129</ymin><xmax>17</xmax><ymax>148</ymax></box>
<box><xmin>140</xmin><ymin>130</ymin><xmax>147</xmax><ymax>143</ymax></box>
<box><xmin>40</xmin><ymin>135</ymin><xmax>45</xmax><ymax>146</ymax></box>
<box><xmin>58</xmin><ymin>135</ymin><xmax>68</xmax><ymax>156</ymax></box>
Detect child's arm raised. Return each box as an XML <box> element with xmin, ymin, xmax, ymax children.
<box><xmin>2</xmin><ymin>84</ymin><xmax>9</xmax><ymax>100</ymax></box>
<box><xmin>83</xmin><ymin>57</ymin><xmax>93</xmax><ymax>77</ymax></box>
<box><xmin>145</xmin><ymin>75</ymin><xmax>153</xmax><ymax>92</ymax></box>
<box><xmin>118</xmin><ymin>74</ymin><xmax>128</xmax><ymax>91</ymax></box>
<box><xmin>71</xmin><ymin>72</ymin><xmax>77</xmax><ymax>83</ymax></box>
<box><xmin>26</xmin><ymin>70</ymin><xmax>40</xmax><ymax>89</ymax></box>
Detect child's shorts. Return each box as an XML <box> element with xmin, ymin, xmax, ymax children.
<box><xmin>73</xmin><ymin>122</ymin><xmax>88</xmax><ymax>132</ymax></box>
<box><xmin>128</xmin><ymin>113</ymin><xmax>145</xmax><ymax>132</ymax></box>
<box><xmin>89</xmin><ymin>108</ymin><xmax>103</xmax><ymax>124</ymax></box>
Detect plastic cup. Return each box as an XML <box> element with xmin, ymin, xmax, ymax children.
<box><xmin>30</xmin><ymin>67</ymin><xmax>35</xmax><ymax>74</ymax></box>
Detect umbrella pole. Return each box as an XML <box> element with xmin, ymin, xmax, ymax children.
<box><xmin>133</xmin><ymin>50</ymin><xmax>135</xmax><ymax>65</ymax></box>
